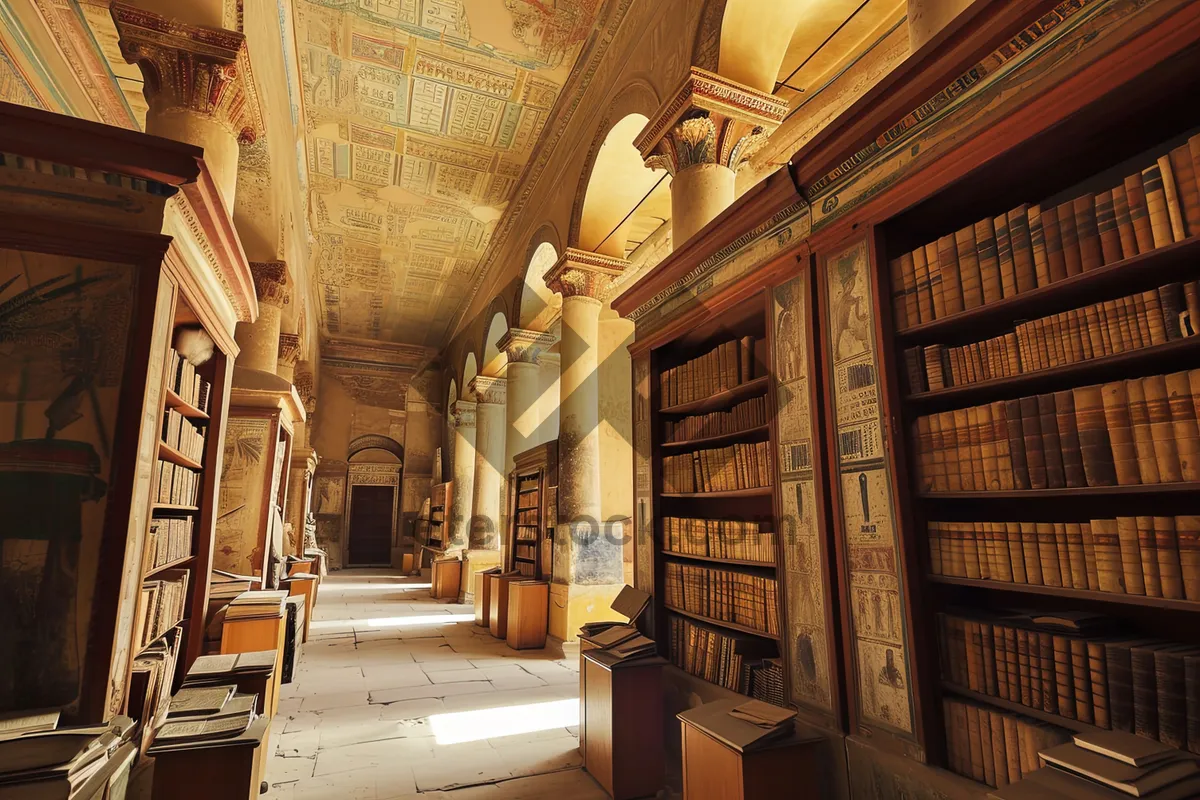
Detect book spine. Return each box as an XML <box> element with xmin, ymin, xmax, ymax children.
<box><xmin>1112</xmin><ymin>182</ymin><xmax>1138</xmax><ymax>259</ymax></box>
<box><xmin>1178</xmin><ymin>514</ymin><xmax>1200</xmax><ymax>602</ymax></box>
<box><xmin>1038</xmin><ymin>393</ymin><xmax>1065</xmax><ymax>490</ymax></box>
<box><xmin>1159</xmin><ymin>154</ymin><xmax>1188</xmax><ymax>241</ymax></box>
<box><xmin>1125</xmin><ymin>172</ymin><xmax>1156</xmax><ymax>254</ymax></box>
<box><xmin>1145</xmin><ymin>374</ymin><xmax>1183</xmax><ymax>481</ymax></box>
<box><xmin>1041</xmin><ymin>203</ymin><xmax>1067</xmax><ymax>282</ymax></box>
<box><xmin>1070</xmin><ymin>638</ymin><xmax>1093</xmax><ymax>724</ymax></box>
<box><xmin>926</xmin><ymin>241</ymin><xmax>947</xmax><ymax>320</ymax></box>
<box><xmin>1132</xmin><ymin>647</ymin><xmax>1161</xmax><ymax>740</ymax></box>
<box><xmin>1095</xmin><ymin>189</ymin><xmax>1123</xmax><ymax>265</ymax></box>
<box><xmin>1028</xmin><ymin>204</ymin><xmax>1050</xmax><ymax>287</ymax></box>
<box><xmin>1106</xmin><ymin>643</ymin><xmax>1136</xmax><ymax>733</ymax></box>
<box><xmin>994</xmin><ymin>213</ymin><xmax>1017</xmax><ymax>297</ymax></box>
<box><xmin>1167</xmin><ymin>370</ymin><xmax>1200</xmax><ymax>480</ymax></box>
<box><xmin>1073</xmin><ymin>384</ymin><xmax>1118</xmax><ymax>487</ymax></box>
<box><xmin>938</xmin><ymin>234</ymin><xmax>964</xmax><ymax>315</ymax></box>
<box><xmin>1009</xmin><ymin>205</ymin><xmax>1037</xmax><ymax>293</ymax></box>
<box><xmin>1170</xmin><ymin>143</ymin><xmax>1200</xmax><ymax>236</ymax></box>
<box><xmin>1054</xmin><ymin>389</ymin><xmax>1086</xmax><ymax>488</ymax></box>
<box><xmin>1154</xmin><ymin>515</ymin><xmax>1184</xmax><ymax>600</ymax></box>
<box><xmin>1187</xmin><ymin>654</ymin><xmax>1200</xmax><ymax>754</ymax></box>
<box><xmin>1036</xmin><ymin>522</ymin><xmax>1062</xmax><ymax>588</ymax></box>
<box><xmin>1087</xmin><ymin>640</ymin><xmax>1110</xmax><ymax>729</ymax></box>
<box><xmin>1102</xmin><ymin>380</ymin><xmax>1140</xmax><ymax>485</ymax></box>
<box><xmin>1079</xmin><ymin>521</ymin><xmax>1101</xmax><ymax>591</ymax></box>
<box><xmin>910</xmin><ymin>249</ymin><xmax>931</xmax><ymax>323</ymax></box>
<box><xmin>1090</xmin><ymin>518</ymin><xmax>1125</xmax><ymax>593</ymax></box>
<box><xmin>956</xmin><ymin>225</ymin><xmax>984</xmax><ymax>309</ymax></box>
<box><xmin>1057</xmin><ymin>200</ymin><xmax>1083</xmax><ymax>276</ymax></box>
<box><xmin>1116</xmin><ymin>516</ymin><xmax>1146</xmax><ymax>595</ymax></box>
<box><xmin>1052</xmin><ymin>634</ymin><xmax>1076</xmax><ymax>721</ymax></box>
<box><xmin>1136</xmin><ymin>515</ymin><xmax>1162</xmax><ymax>598</ymax></box>
<box><xmin>1074</xmin><ymin>195</ymin><xmax>1103</xmax><ymax>272</ymax></box>
<box><xmin>1019</xmin><ymin>396</ymin><xmax>1046</xmax><ymax>490</ymax></box>
<box><xmin>1143</xmin><ymin>162</ymin><xmax>1176</xmax><ymax>248</ymax></box>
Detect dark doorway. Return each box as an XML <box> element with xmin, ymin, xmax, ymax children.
<box><xmin>348</xmin><ymin>485</ymin><xmax>394</xmax><ymax>565</ymax></box>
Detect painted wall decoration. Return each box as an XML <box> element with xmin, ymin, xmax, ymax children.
<box><xmin>314</xmin><ymin>473</ymin><xmax>346</xmax><ymax>515</ymax></box>
<box><xmin>772</xmin><ymin>273</ymin><xmax>833</xmax><ymax>713</ymax></box>
<box><xmin>214</xmin><ymin>417</ymin><xmax>273</xmax><ymax>577</ymax></box>
<box><xmin>632</xmin><ymin>352</ymin><xmax>652</xmax><ymax>594</ymax></box>
<box><xmin>0</xmin><ymin>248</ymin><xmax>135</xmax><ymax>713</ymax></box>
<box><xmin>825</xmin><ymin>237</ymin><xmax>914</xmax><ymax>736</ymax></box>
<box><xmin>295</xmin><ymin>0</ymin><xmax>601</xmax><ymax>345</ymax></box>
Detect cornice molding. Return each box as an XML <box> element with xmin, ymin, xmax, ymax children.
<box><xmin>545</xmin><ymin>248</ymin><xmax>629</xmax><ymax>300</ymax></box>
<box><xmin>449</xmin><ymin>399</ymin><xmax>477</xmax><ymax>428</ymax></box>
<box><xmin>497</xmin><ymin>328</ymin><xmax>557</xmax><ymax>364</ymax></box>
<box><xmin>469</xmin><ymin>375</ymin><xmax>507</xmax><ymax>405</ymax></box>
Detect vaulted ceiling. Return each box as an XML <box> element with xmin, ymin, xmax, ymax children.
<box><xmin>295</xmin><ymin>0</ymin><xmax>602</xmax><ymax>346</ymax></box>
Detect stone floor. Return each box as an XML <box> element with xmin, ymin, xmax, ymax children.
<box><xmin>263</xmin><ymin>569</ymin><xmax>609</xmax><ymax>800</ymax></box>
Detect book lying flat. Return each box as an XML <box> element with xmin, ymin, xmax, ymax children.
<box><xmin>677</xmin><ymin>699</ymin><xmax>800</xmax><ymax>753</ymax></box>
<box><xmin>609</xmin><ymin>635</ymin><xmax>657</xmax><ymax>661</ymax></box>
<box><xmin>0</xmin><ymin>711</ymin><xmax>59</xmax><ymax>739</ymax></box>
<box><xmin>155</xmin><ymin>713</ymin><xmax>251</xmax><ymax>743</ymax></box>
<box><xmin>728</xmin><ymin>700</ymin><xmax>797</xmax><ymax>730</ymax></box>
<box><xmin>0</xmin><ymin>717</ymin><xmax>133</xmax><ymax>776</ymax></box>
<box><xmin>989</xmin><ymin>767</ymin><xmax>1200</xmax><ymax>800</ymax></box>
<box><xmin>580</xmin><ymin>625</ymin><xmax>639</xmax><ymax>649</ymax></box>
<box><xmin>1039</xmin><ymin>742</ymin><xmax>1199</xmax><ymax>797</ymax></box>
<box><xmin>166</xmin><ymin>685</ymin><xmax>236</xmax><ymax>718</ymax></box>
<box><xmin>1072</xmin><ymin>731</ymin><xmax>1180</xmax><ymax>767</ymax></box>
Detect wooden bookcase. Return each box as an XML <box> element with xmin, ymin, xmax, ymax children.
<box><xmin>424</xmin><ymin>480</ymin><xmax>451</xmax><ymax>566</ymax></box>
<box><xmin>505</xmin><ymin>442</ymin><xmax>557</xmax><ymax>579</ymax></box>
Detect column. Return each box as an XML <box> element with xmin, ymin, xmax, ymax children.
<box><xmin>499</xmin><ymin>329</ymin><xmax>557</xmax><ymax>472</ymax></box>
<box><xmin>461</xmin><ymin>377</ymin><xmax>505</xmax><ymax>600</ymax></box>
<box><xmin>537</xmin><ymin>353</ymin><xmax>560</xmax><ymax>447</ymax></box>
<box><xmin>235</xmin><ymin>261</ymin><xmax>291</xmax><ymax>374</ymax></box>
<box><xmin>637</xmin><ymin>68</ymin><xmax>787</xmax><ymax>245</ymax></box>
<box><xmin>111</xmin><ymin>3</ymin><xmax>262</xmax><ymax>208</ymax></box>
<box><xmin>544</xmin><ymin>249</ymin><xmax>628</xmax><ymax>640</ymax></box>
<box><xmin>908</xmin><ymin>0</ymin><xmax>973</xmax><ymax>51</ymax></box>
<box><xmin>446</xmin><ymin>399</ymin><xmax>477</xmax><ymax>550</ymax></box>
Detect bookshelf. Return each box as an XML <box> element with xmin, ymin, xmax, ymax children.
<box><xmin>505</xmin><ymin>442</ymin><xmax>557</xmax><ymax>579</ymax></box>
<box><xmin>648</xmin><ymin>294</ymin><xmax>786</xmax><ymax>702</ymax></box>
<box><xmin>877</xmin><ymin>61</ymin><xmax>1200</xmax><ymax>785</ymax></box>
<box><xmin>428</xmin><ymin>480</ymin><xmax>451</xmax><ymax>553</ymax></box>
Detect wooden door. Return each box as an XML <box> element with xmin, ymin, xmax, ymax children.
<box><xmin>348</xmin><ymin>485</ymin><xmax>393</xmax><ymax>565</ymax></box>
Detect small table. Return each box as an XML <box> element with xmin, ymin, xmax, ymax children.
<box><xmin>487</xmin><ymin>573</ymin><xmax>524</xmax><ymax>639</ymax></box>
<box><xmin>580</xmin><ymin>650</ymin><xmax>666</xmax><ymax>800</ymax></box>
<box><xmin>506</xmin><ymin>580</ymin><xmax>548</xmax><ymax>650</ymax></box>
<box><xmin>677</xmin><ymin>699</ymin><xmax>822</xmax><ymax>800</ymax></box>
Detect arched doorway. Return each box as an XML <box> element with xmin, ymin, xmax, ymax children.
<box><xmin>345</xmin><ymin>435</ymin><xmax>404</xmax><ymax>567</ymax></box>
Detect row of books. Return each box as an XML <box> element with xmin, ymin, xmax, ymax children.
<box><xmin>147</xmin><ymin>516</ymin><xmax>194</xmax><ymax>569</ymax></box>
<box><xmin>516</xmin><ymin>509</ymin><xmax>538</xmax><ymax>526</ymax></box>
<box><xmin>890</xmin><ymin>136</ymin><xmax>1200</xmax><ymax>329</ymax></box>
<box><xmin>943</xmin><ymin>697</ymin><xmax>1070</xmax><ymax>788</ymax></box>
<box><xmin>155</xmin><ymin>459</ymin><xmax>201</xmax><ymax>506</ymax></box>
<box><xmin>128</xmin><ymin>627</ymin><xmax>181</xmax><ymax>751</ymax></box>
<box><xmin>660</xmin><ymin>336</ymin><xmax>760</xmax><ymax>408</ymax></box>
<box><xmin>667</xmin><ymin>616</ymin><xmax>774</xmax><ymax>694</ymax></box>
<box><xmin>0</xmin><ymin>715</ymin><xmax>137</xmax><ymax>799</ymax></box>
<box><xmin>138</xmin><ymin>570</ymin><xmax>189</xmax><ymax>651</ymax></box>
<box><xmin>928</xmin><ymin>517</ymin><xmax>1200</xmax><ymax>601</ymax></box>
<box><xmin>660</xmin><ymin>516</ymin><xmax>777</xmax><ymax>563</ymax></box>
<box><xmin>904</xmin><ymin>282</ymin><xmax>1197</xmax><ymax>393</ymax></box>
<box><xmin>939</xmin><ymin>611</ymin><xmax>1200</xmax><ymax>751</ymax></box>
<box><xmin>663</xmin><ymin>396</ymin><xmax>769</xmax><ymax>443</ymax></box>
<box><xmin>168</xmin><ymin>347</ymin><xmax>212</xmax><ymax>413</ymax></box>
<box><xmin>661</xmin><ymin>442</ymin><xmax>773</xmax><ymax>493</ymax></box>
<box><xmin>911</xmin><ymin>372</ymin><xmax>1200</xmax><ymax>492</ymax></box>
<box><xmin>663</xmin><ymin>562</ymin><xmax>779</xmax><ymax>636</ymax></box>
<box><xmin>1035</xmin><ymin>733</ymin><xmax>1200</xmax><ymax>800</ymax></box>
<box><xmin>162</xmin><ymin>407</ymin><xmax>206</xmax><ymax>462</ymax></box>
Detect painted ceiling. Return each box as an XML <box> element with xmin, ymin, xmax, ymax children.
<box><xmin>296</xmin><ymin>0</ymin><xmax>602</xmax><ymax>346</ymax></box>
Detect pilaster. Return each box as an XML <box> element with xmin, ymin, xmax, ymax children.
<box><xmin>447</xmin><ymin>399</ymin><xmax>477</xmax><ymax>550</ymax></box>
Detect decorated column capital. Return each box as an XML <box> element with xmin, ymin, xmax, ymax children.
<box><xmin>249</xmin><ymin>261</ymin><xmax>293</xmax><ymax>309</ymax></box>
<box><xmin>449</xmin><ymin>399</ymin><xmax>477</xmax><ymax>429</ymax></box>
<box><xmin>294</xmin><ymin>364</ymin><xmax>317</xmax><ymax>414</ymax></box>
<box><xmin>498</xmin><ymin>328</ymin><xmax>557</xmax><ymax>364</ymax></box>
<box><xmin>278</xmin><ymin>333</ymin><xmax>301</xmax><ymax>371</ymax></box>
<box><xmin>111</xmin><ymin>2</ymin><xmax>263</xmax><ymax>144</ymax></box>
<box><xmin>635</xmin><ymin>67</ymin><xmax>788</xmax><ymax>176</ymax></box>
<box><xmin>469</xmin><ymin>375</ymin><xmax>507</xmax><ymax>406</ymax></box>
<box><xmin>545</xmin><ymin>248</ymin><xmax>628</xmax><ymax>301</ymax></box>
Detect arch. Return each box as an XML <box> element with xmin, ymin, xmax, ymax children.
<box><xmin>347</xmin><ymin>434</ymin><xmax>404</xmax><ymax>464</ymax></box>
<box><xmin>480</xmin><ymin>308</ymin><xmax>510</xmax><ymax>377</ymax></box>
<box><xmin>717</xmin><ymin>0</ymin><xmax>806</xmax><ymax>93</ymax></box>
<box><xmin>518</xmin><ymin>240</ymin><xmax>561</xmax><ymax>331</ymax></box>
<box><xmin>569</xmin><ymin>80</ymin><xmax>663</xmax><ymax>257</ymax></box>
<box><xmin>461</xmin><ymin>352</ymin><xmax>478</xmax><ymax>398</ymax></box>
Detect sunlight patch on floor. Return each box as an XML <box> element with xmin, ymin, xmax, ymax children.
<box><xmin>427</xmin><ymin>699</ymin><xmax>580</xmax><ymax>745</ymax></box>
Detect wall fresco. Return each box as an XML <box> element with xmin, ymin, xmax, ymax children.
<box><xmin>214</xmin><ymin>417</ymin><xmax>273</xmax><ymax>577</ymax></box>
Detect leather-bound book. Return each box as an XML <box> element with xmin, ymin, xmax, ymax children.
<box><xmin>1001</xmin><ymin>715</ymin><xmax>1022</xmax><ymax>784</ymax></box>
<box><xmin>1127</xmin><ymin>294</ymin><xmax>1150</xmax><ymax>348</ymax></box>
<box><xmin>910</xmin><ymin>248</ymin><xmax>931</xmax><ymax>323</ymax></box>
<box><xmin>1153</xmin><ymin>515</ymin><xmax>1184</xmax><ymax>600</ymax></box>
<box><xmin>1053</xmin><ymin>634</ymin><xmax>1076</xmax><ymax>720</ymax></box>
<box><xmin>1096</xmin><ymin>189</ymin><xmax>1124</xmax><ymax>265</ymax></box>
<box><xmin>953</xmin><ymin>407</ymin><xmax>975</xmax><ymax>491</ymax></box>
<box><xmin>1112</xmin><ymin>182</ymin><xmax>1139</xmax><ymax>259</ymax></box>
<box><xmin>1159</xmin><ymin>283</ymin><xmax>1186</xmax><ymax>340</ymax></box>
<box><xmin>1155</xmin><ymin>647</ymin><xmax>1198</xmax><ymax>749</ymax></box>
<box><xmin>994</xmin><ymin>623</ymin><xmax>1012</xmax><ymax>700</ymax></box>
<box><xmin>994</xmin><ymin>213</ymin><xmax>1017</xmax><ymax>297</ymax></box>
<box><xmin>981</xmin><ymin>624</ymin><xmax>998</xmax><ymax>696</ymax></box>
<box><xmin>979</xmin><ymin>402</ymin><xmax>1000</xmax><ymax>490</ymax></box>
<box><xmin>1159</xmin><ymin>154</ymin><xmax>1188</xmax><ymax>241</ymax></box>
<box><xmin>1070</xmin><ymin>638</ymin><xmax>1094</xmax><ymax>724</ymax></box>
<box><xmin>967</xmin><ymin>405</ymin><xmax>986</xmax><ymax>491</ymax></box>
<box><xmin>1168</xmin><ymin>143</ymin><xmax>1200</xmax><ymax>237</ymax></box>
<box><xmin>1020</xmin><ymin>396</ymin><xmax>1047</xmax><ymax>489</ymax></box>
<box><xmin>993</xmin><ymin>400</ymin><xmax>1015</xmax><ymax>490</ymax></box>
<box><xmin>965</xmin><ymin>619</ymin><xmax>984</xmax><ymax>690</ymax></box>
<box><xmin>1090</xmin><ymin>518</ymin><xmax>1125</xmax><ymax>593</ymax></box>
<box><xmin>1055</xmin><ymin>199</ymin><xmax>1082</xmax><ymax>276</ymax></box>
<box><xmin>977</xmin><ymin>703</ymin><xmax>996</xmax><ymax>786</ymax></box>
<box><xmin>1065</xmin><ymin>523</ymin><xmax>1089</xmax><ymax>590</ymax></box>
<box><xmin>1038</xmin><ymin>632</ymin><xmax>1058</xmax><ymax>713</ymax></box>
<box><xmin>1142</xmin><ymin>162</ymin><xmax>1176</xmax><ymax>248</ymax></box>
<box><xmin>1144</xmin><ymin>374</ymin><xmax>1183</xmax><ymax>481</ymax></box>
<box><xmin>1116</xmin><ymin>516</ymin><xmax>1147</xmax><ymax>595</ymax></box>
<box><xmin>956</xmin><ymin>225</ymin><xmax>984</xmax><ymax>309</ymax></box>
<box><xmin>1041</xmin><ymin>203</ymin><xmax>1069</xmax><ymax>282</ymax></box>
<box><xmin>1135</xmin><ymin>515</ymin><xmax>1163</xmax><ymax>598</ymax></box>
<box><xmin>1143</xmin><ymin>289</ymin><xmax>1168</xmax><ymax>346</ymax></box>
<box><xmin>1166</xmin><ymin>371</ymin><xmax>1200</xmax><ymax>480</ymax></box>
<box><xmin>1087</xmin><ymin>640</ymin><xmax>1111</xmax><ymax>729</ymax></box>
<box><xmin>1126</xmin><ymin>377</ymin><xmax>1162</xmax><ymax>484</ymax></box>
<box><xmin>1083</xmin><ymin>304</ymin><xmax>1107</xmax><ymax>357</ymax></box>
<box><xmin>938</xmin><ymin>234</ymin><xmax>965</xmax><ymax>315</ymax></box>
<box><xmin>1006</xmin><ymin>522</ymin><xmax>1028</xmax><ymax>584</ymax></box>
<box><xmin>926</xmin><ymin>241</ymin><xmax>947</xmax><ymax>319</ymax></box>
<box><xmin>991</xmin><ymin>522</ymin><xmax>1014</xmax><ymax>582</ymax></box>
<box><xmin>962</xmin><ymin>522</ymin><xmax>981</xmax><ymax>580</ymax></box>
<box><xmin>1004</xmin><ymin>627</ymin><xmax>1021</xmax><ymax>702</ymax></box>
<box><xmin>1038</xmin><ymin>393</ymin><xmax>1066</xmax><ymax>489</ymax></box>
<box><xmin>1036</xmin><ymin>522</ymin><xmax>1063</xmax><ymax>588</ymax></box>
<box><xmin>1177</xmin><ymin>514</ymin><xmax>1200</xmax><ymax>602</ymax></box>
<box><xmin>1185</xmin><ymin>653</ymin><xmax>1200</xmax><ymax>754</ymax></box>
<box><xmin>975</xmin><ymin>217</ymin><xmax>1004</xmax><ymax>302</ymax></box>
<box><xmin>914</xmin><ymin>417</ymin><xmax>934</xmax><ymax>490</ymax></box>
<box><xmin>1125</xmin><ymin>172</ymin><xmax>1156</xmax><ymax>254</ymax></box>
<box><xmin>1074</xmin><ymin>384</ymin><xmax>1118</xmax><ymax>487</ymax></box>
<box><xmin>1028</xmin><ymin>204</ymin><xmax>1050</xmax><ymax>287</ymax></box>
<box><xmin>989</xmin><ymin>711</ymin><xmax>1009</xmax><ymax>788</ymax></box>
<box><xmin>965</xmin><ymin>703</ymin><xmax>984</xmax><ymax>782</ymax></box>
<box><xmin>1004</xmin><ymin>398</ymin><xmax>1030</xmax><ymax>489</ymax></box>
<box><xmin>1106</xmin><ymin>639</ymin><xmax>1156</xmax><ymax>733</ymax></box>
<box><xmin>928</xmin><ymin>413</ymin><xmax>948</xmax><ymax>491</ymax></box>
<box><xmin>1016</xmin><ymin>629</ymin><xmax>1034</xmax><ymax>706</ymax></box>
<box><xmin>1020</xmin><ymin>521</ymin><xmax>1043</xmax><ymax>585</ymax></box>
<box><xmin>1054</xmin><ymin>389</ymin><xmax>1087</xmax><ymax>488</ymax></box>
<box><xmin>1131</xmin><ymin>643</ymin><xmax>1166</xmax><ymax>739</ymax></box>
<box><xmin>942</xmin><ymin>410</ymin><xmax>962</xmax><ymax>492</ymax></box>
<box><xmin>1185</xmin><ymin>281</ymin><xmax>1200</xmax><ymax>337</ymax></box>
<box><xmin>1079</xmin><ymin>521</ymin><xmax>1102</xmax><ymax>591</ymax></box>
<box><xmin>1009</xmin><ymin>205</ymin><xmax>1038</xmax><ymax>292</ymax></box>
<box><xmin>1074</xmin><ymin>195</ymin><xmax>1104</xmax><ymax>272</ymax></box>
<box><xmin>1101</xmin><ymin>380</ymin><xmax>1141</xmax><ymax>485</ymax></box>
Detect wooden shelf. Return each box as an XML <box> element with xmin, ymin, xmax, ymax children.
<box><xmin>158</xmin><ymin>441</ymin><xmax>203</xmax><ymax>470</ymax></box>
<box><xmin>664</xmin><ymin>605</ymin><xmax>779</xmax><ymax>640</ymax></box>
<box><xmin>146</xmin><ymin>555</ymin><xmax>196</xmax><ymax>577</ymax></box>
<box><xmin>929</xmin><ymin>574</ymin><xmax>1200</xmax><ymax>612</ymax></box>
<box><xmin>905</xmin><ymin>335</ymin><xmax>1200</xmax><ymax>411</ymax></box>
<box><xmin>514</xmin><ymin>556</ymin><xmax>535</xmax><ymax>563</ymax></box>
<box><xmin>920</xmin><ymin>482</ymin><xmax>1200</xmax><ymax>500</ymax></box>
<box><xmin>940</xmin><ymin>682</ymin><xmax>1105</xmax><ymax>736</ymax></box>
<box><xmin>896</xmin><ymin>236</ymin><xmax>1200</xmax><ymax>345</ymax></box>
<box><xmin>518</xmin><ymin>487</ymin><xmax>539</xmax><ymax>494</ymax></box>
<box><xmin>164</xmin><ymin>387</ymin><xmax>209</xmax><ymax>420</ymax></box>
<box><xmin>661</xmin><ymin>486</ymin><xmax>773</xmax><ymax>499</ymax></box>
<box><xmin>153</xmin><ymin>503</ymin><xmax>199</xmax><ymax>513</ymax></box>
<box><xmin>661</xmin><ymin>551</ymin><xmax>776</xmax><ymax>569</ymax></box>
<box><xmin>659</xmin><ymin>376</ymin><xmax>769</xmax><ymax>416</ymax></box>
<box><xmin>660</xmin><ymin>424</ymin><xmax>771</xmax><ymax>451</ymax></box>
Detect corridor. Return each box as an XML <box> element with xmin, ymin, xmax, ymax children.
<box><xmin>264</xmin><ymin>570</ymin><xmax>607</xmax><ymax>800</ymax></box>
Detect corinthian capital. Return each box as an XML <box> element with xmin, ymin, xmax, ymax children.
<box><xmin>498</xmin><ymin>328</ymin><xmax>557</xmax><ymax>364</ymax></box>
<box><xmin>545</xmin><ymin>248</ymin><xmax>628</xmax><ymax>301</ymax></box>
<box><xmin>635</xmin><ymin>67</ymin><xmax>787</xmax><ymax>175</ymax></box>
<box><xmin>111</xmin><ymin>2</ymin><xmax>263</xmax><ymax>144</ymax></box>
<box><xmin>278</xmin><ymin>333</ymin><xmax>301</xmax><ymax>370</ymax></box>
<box><xmin>249</xmin><ymin>261</ymin><xmax>293</xmax><ymax>308</ymax></box>
<box><xmin>449</xmin><ymin>399</ymin><xmax>476</xmax><ymax>429</ymax></box>
<box><xmin>469</xmin><ymin>375</ymin><xmax>506</xmax><ymax>406</ymax></box>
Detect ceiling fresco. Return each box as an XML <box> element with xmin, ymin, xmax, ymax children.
<box><xmin>296</xmin><ymin>0</ymin><xmax>602</xmax><ymax>346</ymax></box>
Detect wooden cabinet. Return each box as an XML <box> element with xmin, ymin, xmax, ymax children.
<box><xmin>580</xmin><ymin>650</ymin><xmax>666</xmax><ymax>800</ymax></box>
<box><xmin>505</xmin><ymin>442</ymin><xmax>557</xmax><ymax>578</ymax></box>
<box><xmin>431</xmin><ymin>556</ymin><xmax>462</xmax><ymax>600</ymax></box>
<box><xmin>506</xmin><ymin>580</ymin><xmax>549</xmax><ymax>650</ymax></box>
<box><xmin>488</xmin><ymin>573</ymin><xmax>524</xmax><ymax>638</ymax></box>
<box><xmin>149</xmin><ymin>716</ymin><xmax>271</xmax><ymax>800</ymax></box>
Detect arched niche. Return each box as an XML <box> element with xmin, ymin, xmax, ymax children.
<box><xmin>577</xmin><ymin>114</ymin><xmax>662</xmax><ymax>258</ymax></box>
<box><xmin>347</xmin><ymin>434</ymin><xmax>404</xmax><ymax>465</ymax></box>
<box><xmin>718</xmin><ymin>0</ymin><xmax>807</xmax><ymax>93</ymax></box>
<box><xmin>481</xmin><ymin>309</ymin><xmax>510</xmax><ymax>378</ymax></box>
<box><xmin>519</xmin><ymin>240</ymin><xmax>562</xmax><ymax>332</ymax></box>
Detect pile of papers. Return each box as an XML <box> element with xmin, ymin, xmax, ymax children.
<box><xmin>0</xmin><ymin>715</ymin><xmax>136</xmax><ymax>800</ymax></box>
<box><xmin>224</xmin><ymin>590</ymin><xmax>287</xmax><ymax>621</ymax></box>
<box><xmin>151</xmin><ymin>686</ymin><xmax>259</xmax><ymax>749</ymax></box>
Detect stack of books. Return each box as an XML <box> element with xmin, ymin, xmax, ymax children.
<box><xmin>726</xmin><ymin>700</ymin><xmax>796</xmax><ymax>746</ymax></box>
<box><xmin>161</xmin><ymin>408</ymin><xmax>205</xmax><ymax>462</ymax></box>
<box><xmin>751</xmin><ymin>657</ymin><xmax>786</xmax><ymax>707</ymax></box>
<box><xmin>224</xmin><ymin>590</ymin><xmax>287</xmax><ymax>622</ymax></box>
<box><xmin>944</xmin><ymin>696</ymin><xmax>1071</xmax><ymax>788</ymax></box>
<box><xmin>152</xmin><ymin>687</ymin><xmax>258</xmax><ymax>748</ymax></box>
<box><xmin>127</xmin><ymin>627</ymin><xmax>181</xmax><ymax>747</ymax></box>
<box><xmin>676</xmin><ymin>698</ymin><xmax>796</xmax><ymax>754</ymax></box>
<box><xmin>146</xmin><ymin>516</ymin><xmax>193</xmax><ymax>568</ymax></box>
<box><xmin>911</xmin><ymin>371</ymin><xmax>1200</xmax><ymax>493</ymax></box>
<box><xmin>0</xmin><ymin>715</ymin><xmax>137</xmax><ymax>800</ymax></box>
<box><xmin>664</xmin><ymin>562</ymin><xmax>779</xmax><ymax>635</ymax></box>
<box><xmin>663</xmin><ymin>396</ymin><xmax>769</xmax><ymax>443</ymax></box>
<box><xmin>662</xmin><ymin>442</ymin><xmax>772</xmax><ymax>493</ymax></box>
<box><xmin>890</xmin><ymin>134</ymin><xmax>1200</xmax><ymax>331</ymax></box>
<box><xmin>661</xmin><ymin>517</ymin><xmax>776</xmax><ymax>562</ymax></box>
<box><xmin>988</xmin><ymin>731</ymin><xmax>1200</xmax><ymax>799</ymax></box>
<box><xmin>667</xmin><ymin>617</ymin><xmax>775</xmax><ymax>694</ymax></box>
<box><xmin>168</xmin><ymin>348</ymin><xmax>212</xmax><ymax>413</ymax></box>
<box><xmin>579</xmin><ymin>625</ymin><xmax>657</xmax><ymax>662</ymax></box>
<box><xmin>928</xmin><ymin>515</ymin><xmax>1200</xmax><ymax>600</ymax></box>
<box><xmin>137</xmin><ymin>569</ymin><xmax>189</xmax><ymax>651</ymax></box>
<box><xmin>659</xmin><ymin>336</ymin><xmax>762</xmax><ymax>407</ymax></box>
